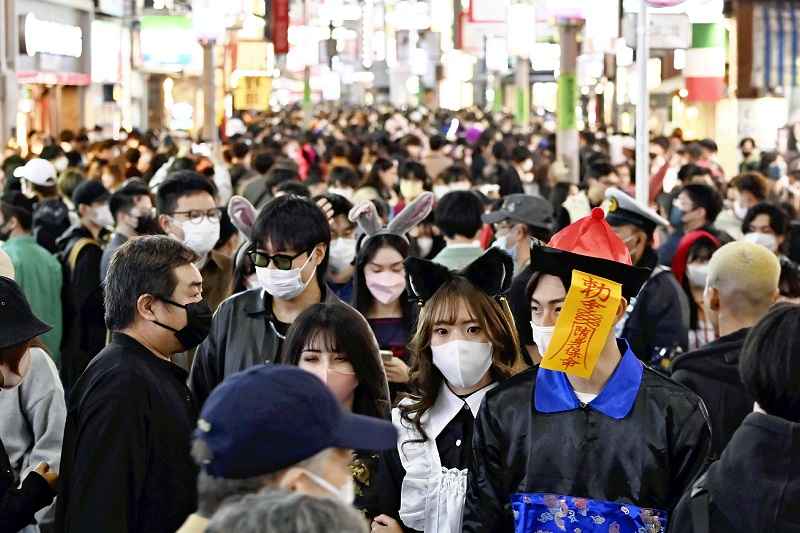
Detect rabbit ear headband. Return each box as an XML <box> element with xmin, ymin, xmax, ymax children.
<box><xmin>348</xmin><ymin>192</ymin><xmax>434</xmax><ymax>244</ymax></box>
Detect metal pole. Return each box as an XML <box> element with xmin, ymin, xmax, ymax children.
<box><xmin>635</xmin><ymin>0</ymin><xmax>650</xmax><ymax>205</ymax></box>
<box><xmin>202</xmin><ymin>40</ymin><xmax>217</xmax><ymax>143</ymax></box>
<box><xmin>556</xmin><ymin>20</ymin><xmax>581</xmax><ymax>184</ymax></box>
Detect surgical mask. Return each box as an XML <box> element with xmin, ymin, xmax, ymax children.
<box><xmin>416</xmin><ymin>236</ymin><xmax>433</xmax><ymax>257</ymax></box>
<box><xmin>686</xmin><ymin>263</ymin><xmax>710</xmax><ymax>289</ymax></box>
<box><xmin>744</xmin><ymin>232</ymin><xmax>779</xmax><ymax>253</ymax></box>
<box><xmin>0</xmin><ymin>349</ymin><xmax>31</xmax><ymax>389</ymax></box>
<box><xmin>669</xmin><ymin>205</ymin><xmax>685</xmax><ymax>228</ymax></box>
<box><xmin>365</xmin><ymin>271</ymin><xmax>406</xmax><ymax>304</ymax></box>
<box><xmin>450</xmin><ymin>181</ymin><xmax>471</xmax><ymax>192</ymax></box>
<box><xmin>431</xmin><ymin>340</ymin><xmax>493</xmax><ymax>389</ymax></box>
<box><xmin>92</xmin><ymin>204</ymin><xmax>114</xmax><ymax>228</ymax></box>
<box><xmin>433</xmin><ymin>184</ymin><xmax>451</xmax><ymax>200</ymax></box>
<box><xmin>257</xmin><ymin>252</ymin><xmax>316</xmax><ymax>300</ymax></box>
<box><xmin>152</xmin><ymin>298</ymin><xmax>213</xmax><ymax>351</ymax></box>
<box><xmin>733</xmin><ymin>201</ymin><xmax>749</xmax><ymax>220</ymax></box>
<box><xmin>308</xmin><ymin>366</ymin><xmax>359</xmax><ymax>406</ymax></box>
<box><xmin>328</xmin><ymin>187</ymin><xmax>354</xmax><ymax>201</ymax></box>
<box><xmin>400</xmin><ymin>179</ymin><xmax>424</xmax><ymax>200</ymax></box>
<box><xmin>662</xmin><ymin>167</ymin><xmax>680</xmax><ymax>194</ymax></box>
<box><xmin>522</xmin><ymin>159</ymin><xmax>534</xmax><ymax>172</ymax></box>
<box><xmin>530</xmin><ymin>322</ymin><xmax>555</xmax><ymax>356</ymax></box>
<box><xmin>303</xmin><ymin>469</ymin><xmax>355</xmax><ymax>505</ymax></box>
<box><xmin>329</xmin><ymin>238</ymin><xmax>357</xmax><ymax>272</ymax></box>
<box><xmin>492</xmin><ymin>233</ymin><xmax>518</xmax><ymax>261</ymax></box>
<box><xmin>54</xmin><ymin>157</ymin><xmax>68</xmax><ymax>172</ymax></box>
<box><xmin>176</xmin><ymin>218</ymin><xmax>220</xmax><ymax>258</ymax></box>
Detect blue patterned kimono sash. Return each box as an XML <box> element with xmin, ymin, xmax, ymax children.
<box><xmin>512</xmin><ymin>493</ymin><xmax>668</xmax><ymax>533</ymax></box>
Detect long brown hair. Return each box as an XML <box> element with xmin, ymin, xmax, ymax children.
<box><xmin>399</xmin><ymin>277</ymin><xmax>527</xmax><ymax>442</ymax></box>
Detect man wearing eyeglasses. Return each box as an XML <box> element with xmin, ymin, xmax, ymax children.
<box><xmin>157</xmin><ymin>171</ymin><xmax>233</xmax><ymax>314</ymax></box>
<box><xmin>189</xmin><ymin>194</ymin><xmax>337</xmax><ymax>408</ymax></box>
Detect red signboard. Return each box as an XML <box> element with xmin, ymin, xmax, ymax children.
<box><xmin>272</xmin><ymin>0</ymin><xmax>289</xmax><ymax>55</ymax></box>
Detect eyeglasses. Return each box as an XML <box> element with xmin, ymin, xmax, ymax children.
<box><xmin>169</xmin><ymin>208</ymin><xmax>221</xmax><ymax>224</ymax></box>
<box><xmin>248</xmin><ymin>248</ymin><xmax>310</xmax><ymax>270</ymax></box>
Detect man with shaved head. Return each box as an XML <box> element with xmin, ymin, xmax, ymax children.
<box><xmin>671</xmin><ymin>241</ymin><xmax>780</xmax><ymax>457</ymax></box>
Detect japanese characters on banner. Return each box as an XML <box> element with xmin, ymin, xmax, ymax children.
<box><xmin>540</xmin><ymin>270</ymin><xmax>622</xmax><ymax>378</ymax></box>
<box><xmin>272</xmin><ymin>0</ymin><xmax>290</xmax><ymax>55</ymax></box>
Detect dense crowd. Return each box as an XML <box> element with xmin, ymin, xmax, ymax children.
<box><xmin>0</xmin><ymin>105</ymin><xmax>799</xmax><ymax>533</ymax></box>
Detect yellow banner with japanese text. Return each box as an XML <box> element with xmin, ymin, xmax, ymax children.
<box><xmin>540</xmin><ymin>270</ymin><xmax>622</xmax><ymax>378</ymax></box>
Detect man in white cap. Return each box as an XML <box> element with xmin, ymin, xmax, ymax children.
<box><xmin>605</xmin><ymin>187</ymin><xmax>690</xmax><ymax>368</ymax></box>
<box><xmin>13</xmin><ymin>158</ymin><xmax>70</xmax><ymax>253</ymax></box>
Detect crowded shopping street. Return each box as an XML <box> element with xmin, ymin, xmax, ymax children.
<box><xmin>1</xmin><ymin>0</ymin><xmax>799</xmax><ymax>532</ymax></box>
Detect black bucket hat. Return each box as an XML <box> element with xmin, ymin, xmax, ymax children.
<box><xmin>0</xmin><ymin>276</ymin><xmax>52</xmax><ymax>349</ymax></box>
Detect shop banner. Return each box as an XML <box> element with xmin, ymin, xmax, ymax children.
<box><xmin>557</xmin><ymin>74</ymin><xmax>577</xmax><ymax>130</ymax></box>
<box><xmin>272</xmin><ymin>0</ymin><xmax>289</xmax><ymax>54</ymax></box>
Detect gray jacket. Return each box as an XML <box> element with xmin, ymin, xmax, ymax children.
<box><xmin>0</xmin><ymin>347</ymin><xmax>66</xmax><ymax>531</ymax></box>
<box><xmin>188</xmin><ymin>287</ymin><xmax>341</xmax><ymax>407</ymax></box>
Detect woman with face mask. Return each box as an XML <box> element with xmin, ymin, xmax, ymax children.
<box><xmin>371</xmin><ymin>249</ymin><xmax>527</xmax><ymax>533</ymax></box>
<box><xmin>350</xmin><ymin>193</ymin><xmax>434</xmax><ymax>400</ymax></box>
<box><xmin>0</xmin><ymin>276</ymin><xmax>60</xmax><ymax>531</ymax></box>
<box><xmin>672</xmin><ymin>231</ymin><xmax>721</xmax><ymax>351</ymax></box>
<box><xmin>281</xmin><ymin>303</ymin><xmax>390</xmax><ymax>520</ymax></box>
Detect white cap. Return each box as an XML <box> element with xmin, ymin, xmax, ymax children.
<box><xmin>13</xmin><ymin>159</ymin><xmax>57</xmax><ymax>187</ymax></box>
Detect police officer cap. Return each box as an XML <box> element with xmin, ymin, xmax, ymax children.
<box><xmin>604</xmin><ymin>187</ymin><xmax>668</xmax><ymax>235</ymax></box>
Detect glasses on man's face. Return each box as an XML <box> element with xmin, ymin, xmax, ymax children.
<box><xmin>169</xmin><ymin>208</ymin><xmax>221</xmax><ymax>225</ymax></box>
<box><xmin>248</xmin><ymin>248</ymin><xmax>309</xmax><ymax>270</ymax></box>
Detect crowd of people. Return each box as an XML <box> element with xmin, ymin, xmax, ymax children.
<box><xmin>0</xmin><ymin>105</ymin><xmax>799</xmax><ymax>533</ymax></box>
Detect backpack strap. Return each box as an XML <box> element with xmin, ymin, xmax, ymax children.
<box><xmin>67</xmin><ymin>237</ymin><xmax>99</xmax><ymax>273</ymax></box>
<box><xmin>689</xmin><ymin>472</ymin><xmax>711</xmax><ymax>533</ymax></box>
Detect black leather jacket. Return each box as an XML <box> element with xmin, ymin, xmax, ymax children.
<box><xmin>189</xmin><ymin>286</ymin><xmax>341</xmax><ymax>408</ymax></box>
<box><xmin>463</xmin><ymin>366</ymin><xmax>711</xmax><ymax>532</ymax></box>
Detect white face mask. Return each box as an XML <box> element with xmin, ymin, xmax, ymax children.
<box><xmin>433</xmin><ymin>184</ymin><xmax>451</xmax><ymax>200</ymax></box>
<box><xmin>303</xmin><ymin>468</ymin><xmax>355</xmax><ymax>505</ymax></box>
<box><xmin>54</xmin><ymin>157</ymin><xmax>68</xmax><ymax>172</ymax></box>
<box><xmin>176</xmin><ymin>218</ymin><xmax>220</xmax><ymax>259</ymax></box>
<box><xmin>431</xmin><ymin>340</ymin><xmax>493</xmax><ymax>389</ymax></box>
<box><xmin>328</xmin><ymin>238</ymin><xmax>357</xmax><ymax>272</ymax></box>
<box><xmin>686</xmin><ymin>263</ymin><xmax>710</xmax><ymax>289</ymax></box>
<box><xmin>530</xmin><ymin>322</ymin><xmax>555</xmax><ymax>356</ymax></box>
<box><xmin>0</xmin><ymin>350</ymin><xmax>31</xmax><ymax>389</ymax></box>
<box><xmin>743</xmin><ymin>232</ymin><xmax>779</xmax><ymax>253</ymax></box>
<box><xmin>257</xmin><ymin>251</ymin><xmax>316</xmax><ymax>300</ymax></box>
<box><xmin>733</xmin><ymin>201</ymin><xmax>749</xmax><ymax>221</ymax></box>
<box><xmin>92</xmin><ymin>204</ymin><xmax>114</xmax><ymax>228</ymax></box>
<box><xmin>416</xmin><ymin>236</ymin><xmax>433</xmax><ymax>257</ymax></box>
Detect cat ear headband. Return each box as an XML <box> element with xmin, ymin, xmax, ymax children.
<box><xmin>403</xmin><ymin>247</ymin><xmax>514</xmax><ymax>306</ymax></box>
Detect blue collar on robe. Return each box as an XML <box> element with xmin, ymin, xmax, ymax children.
<box><xmin>534</xmin><ymin>339</ymin><xmax>643</xmax><ymax>420</ymax></box>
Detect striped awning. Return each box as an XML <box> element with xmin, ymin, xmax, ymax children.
<box><xmin>753</xmin><ymin>1</ymin><xmax>800</xmax><ymax>90</ymax></box>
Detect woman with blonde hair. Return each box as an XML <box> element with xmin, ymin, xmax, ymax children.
<box><xmin>371</xmin><ymin>248</ymin><xmax>526</xmax><ymax>533</ymax></box>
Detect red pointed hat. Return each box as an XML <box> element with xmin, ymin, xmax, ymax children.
<box><xmin>530</xmin><ymin>208</ymin><xmax>652</xmax><ymax>298</ymax></box>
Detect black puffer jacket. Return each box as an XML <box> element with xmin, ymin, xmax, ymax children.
<box><xmin>671</xmin><ymin>328</ymin><xmax>753</xmax><ymax>458</ymax></box>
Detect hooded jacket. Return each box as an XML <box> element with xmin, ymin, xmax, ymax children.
<box><xmin>670</xmin><ymin>412</ymin><xmax>800</xmax><ymax>533</ymax></box>
<box><xmin>671</xmin><ymin>328</ymin><xmax>754</xmax><ymax>458</ymax></box>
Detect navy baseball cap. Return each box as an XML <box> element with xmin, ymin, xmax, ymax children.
<box><xmin>72</xmin><ymin>180</ymin><xmax>110</xmax><ymax>207</ymax></box>
<box><xmin>195</xmin><ymin>365</ymin><xmax>398</xmax><ymax>479</ymax></box>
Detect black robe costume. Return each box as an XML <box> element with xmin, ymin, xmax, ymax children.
<box><xmin>463</xmin><ymin>341</ymin><xmax>711</xmax><ymax>533</ymax></box>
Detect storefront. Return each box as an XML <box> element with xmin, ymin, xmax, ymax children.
<box><xmin>13</xmin><ymin>0</ymin><xmax>92</xmax><ymax>149</ymax></box>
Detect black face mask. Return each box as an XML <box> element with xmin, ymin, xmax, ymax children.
<box><xmin>153</xmin><ymin>298</ymin><xmax>213</xmax><ymax>351</ymax></box>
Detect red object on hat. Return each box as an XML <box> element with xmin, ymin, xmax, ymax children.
<box><xmin>547</xmin><ymin>207</ymin><xmax>633</xmax><ymax>266</ymax></box>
